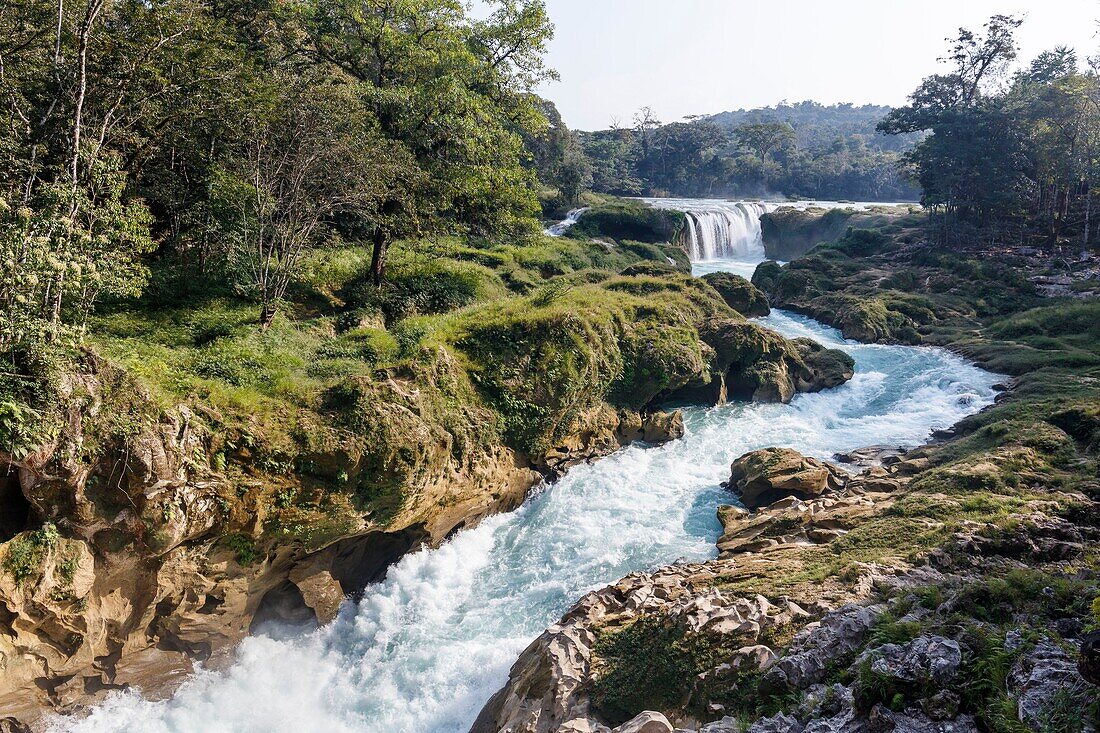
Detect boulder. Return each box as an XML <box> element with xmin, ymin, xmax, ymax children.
<box><xmin>693</xmin><ymin>321</ymin><xmax>853</xmax><ymax>406</ymax></box>
<box><xmin>642</xmin><ymin>411</ymin><xmax>685</xmax><ymax>443</ymax></box>
<box><xmin>790</xmin><ymin>339</ymin><xmax>855</xmax><ymax>392</ymax></box>
<box><xmin>702</xmin><ymin>272</ymin><xmax>771</xmax><ymax>317</ymax></box>
<box><xmin>728</xmin><ymin>448</ymin><xmax>847</xmax><ymax>509</ymax></box>
<box><xmin>859</xmin><ymin>635</ymin><xmax>962</xmax><ymax>687</ymax></box>
<box><xmin>834</xmin><ymin>445</ymin><xmax>906</xmax><ymax>468</ymax></box>
<box><xmin>611</xmin><ymin>711</ymin><xmax>675</xmax><ymax>733</ymax></box>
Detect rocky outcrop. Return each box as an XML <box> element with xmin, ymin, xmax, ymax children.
<box><xmin>470</xmin><ymin>561</ymin><xmax>816</xmax><ymax>733</ymax></box>
<box><xmin>471</xmin><ymin>459</ymin><xmax>916</xmax><ymax>733</ymax></box>
<box><xmin>701</xmin><ymin>273</ymin><xmax>771</xmax><ymax>317</ymax></box>
<box><xmin>759</xmin><ymin>208</ymin><xmax>857</xmax><ymax>261</ymax></box>
<box><xmin>727</xmin><ymin>448</ymin><xmax>848</xmax><ymax>508</ymax></box>
<box><xmin>0</xmin><ymin>355</ymin><xmax>695</xmax><ymax>725</ymax></box>
<box><xmin>1008</xmin><ymin>638</ymin><xmax>1093</xmax><ymax>729</ymax></box>
<box><xmin>472</xmin><ymin>433</ymin><xmax>1100</xmax><ymax>733</ymax></box>
<box><xmin>687</xmin><ymin>321</ymin><xmax>854</xmax><ymax>405</ymax></box>
<box><xmin>538</xmin><ymin>408</ymin><xmax>685</xmax><ymax>475</ymax></box>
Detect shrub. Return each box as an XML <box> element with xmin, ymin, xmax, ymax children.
<box><xmin>3</xmin><ymin>523</ymin><xmax>60</xmax><ymax>583</ymax></box>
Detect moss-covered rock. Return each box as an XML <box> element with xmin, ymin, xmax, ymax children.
<box><xmin>702</xmin><ymin>272</ymin><xmax>771</xmax><ymax>317</ymax></box>
<box><xmin>568</xmin><ymin>201</ymin><xmax>685</xmax><ymax>243</ymax></box>
<box><xmin>760</xmin><ymin>207</ymin><xmax>856</xmax><ymax>260</ymax></box>
<box><xmin>694</xmin><ymin>320</ymin><xmax>854</xmax><ymax>404</ymax></box>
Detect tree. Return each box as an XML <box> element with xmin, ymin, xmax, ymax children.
<box><xmin>303</xmin><ymin>0</ymin><xmax>555</xmax><ymax>284</ymax></box>
<box><xmin>0</xmin><ymin>157</ymin><xmax>154</xmax><ymax>346</ymax></box>
<box><xmin>735</xmin><ymin>121</ymin><xmax>796</xmax><ymax>162</ymax></box>
<box><xmin>879</xmin><ymin>15</ymin><xmax>1029</xmax><ymax>233</ymax></box>
<box><xmin>215</xmin><ymin>81</ymin><xmax>415</xmax><ymax>326</ymax></box>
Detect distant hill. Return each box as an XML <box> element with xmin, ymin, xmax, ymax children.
<box><xmin>707</xmin><ymin>101</ymin><xmax>922</xmax><ymax>153</ymax></box>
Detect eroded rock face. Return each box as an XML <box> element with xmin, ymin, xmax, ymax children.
<box><xmin>537</xmin><ymin>408</ymin><xmax>685</xmax><ymax>475</ymax></box>
<box><xmin>727</xmin><ymin>448</ymin><xmax>848</xmax><ymax>509</ymax></box>
<box><xmin>0</xmin><ymin>352</ymin><xmax>695</xmax><ymax>724</ymax></box>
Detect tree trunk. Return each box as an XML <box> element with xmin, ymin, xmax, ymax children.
<box><xmin>259</xmin><ymin>301</ymin><xmax>277</xmax><ymax>330</ymax></box>
<box><xmin>370</xmin><ymin>226</ymin><xmax>389</xmax><ymax>286</ymax></box>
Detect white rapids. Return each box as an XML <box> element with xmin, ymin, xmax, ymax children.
<box><xmin>543</xmin><ymin>207</ymin><xmax>589</xmax><ymax>236</ymax></box>
<box><xmin>56</xmin><ymin>249</ymin><xmax>1000</xmax><ymax>733</ymax></box>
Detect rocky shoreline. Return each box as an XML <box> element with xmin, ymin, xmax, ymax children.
<box><xmin>472</xmin><ymin>442</ymin><xmax>1099</xmax><ymax>733</ymax></box>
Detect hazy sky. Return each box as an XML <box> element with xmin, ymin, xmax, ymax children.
<box><xmin>530</xmin><ymin>0</ymin><xmax>1100</xmax><ymax>130</ymax></box>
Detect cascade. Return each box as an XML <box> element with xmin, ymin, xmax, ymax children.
<box><xmin>644</xmin><ymin>198</ymin><xmax>774</xmax><ymax>262</ymax></box>
<box><xmin>543</xmin><ymin>207</ymin><xmax>589</xmax><ymax>236</ymax></box>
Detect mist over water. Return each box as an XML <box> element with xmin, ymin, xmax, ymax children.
<box><xmin>58</xmin><ymin>202</ymin><xmax>997</xmax><ymax>733</ymax></box>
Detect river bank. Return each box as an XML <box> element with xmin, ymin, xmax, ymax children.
<box><xmin>475</xmin><ymin>209</ymin><xmax>1100</xmax><ymax>733</ymax></box>
<box><xmin>50</xmin><ymin>301</ymin><xmax>1002</xmax><ymax>733</ymax></box>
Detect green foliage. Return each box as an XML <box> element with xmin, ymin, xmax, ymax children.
<box><xmin>0</xmin><ymin>399</ymin><xmax>43</xmax><ymax>460</ymax></box>
<box><xmin>591</xmin><ymin>615</ymin><xmax>735</xmax><ymax>725</ymax></box>
<box><xmin>221</xmin><ymin>533</ymin><xmax>259</xmax><ymax>566</ymax></box>
<box><xmin>881</xmin><ymin>14</ymin><xmax>1100</xmax><ymax>239</ymax></box>
<box><xmin>345</xmin><ymin>258</ymin><xmax>505</xmax><ymax>325</ymax></box>
<box><xmin>581</xmin><ymin>102</ymin><xmax>920</xmax><ymax>201</ymax></box>
<box><xmin>0</xmin><ymin>160</ymin><xmax>155</xmax><ymax>345</ymax></box>
<box><xmin>2</xmin><ymin>523</ymin><xmax>60</xmax><ymax>584</ymax></box>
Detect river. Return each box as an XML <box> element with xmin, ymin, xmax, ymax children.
<box><xmin>58</xmin><ymin>203</ymin><xmax>997</xmax><ymax>733</ymax></box>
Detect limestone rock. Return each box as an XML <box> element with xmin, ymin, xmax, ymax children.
<box><xmin>747</xmin><ymin>713</ymin><xmax>802</xmax><ymax>733</ymax></box>
<box><xmin>860</xmin><ymin>635</ymin><xmax>962</xmax><ymax>687</ymax></box>
<box><xmin>642</xmin><ymin>411</ymin><xmax>685</xmax><ymax>443</ymax></box>
<box><xmin>1009</xmin><ymin>638</ymin><xmax>1092</xmax><ymax>729</ymax></box>
<box><xmin>611</xmin><ymin>711</ymin><xmax>674</xmax><ymax>733</ymax></box>
<box><xmin>761</xmin><ymin>603</ymin><xmax>885</xmax><ymax>692</ymax></box>
<box><xmin>728</xmin><ymin>448</ymin><xmax>847</xmax><ymax>509</ymax></box>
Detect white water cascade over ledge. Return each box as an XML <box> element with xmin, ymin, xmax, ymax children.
<box><xmin>644</xmin><ymin>198</ymin><xmax>774</xmax><ymax>261</ymax></box>
<box><xmin>56</xmin><ymin>201</ymin><xmax>992</xmax><ymax>733</ymax></box>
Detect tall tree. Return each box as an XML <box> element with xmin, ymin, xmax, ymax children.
<box><xmin>304</xmin><ymin>0</ymin><xmax>555</xmax><ymax>284</ymax></box>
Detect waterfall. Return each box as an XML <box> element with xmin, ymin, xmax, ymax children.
<box><xmin>544</xmin><ymin>207</ymin><xmax>589</xmax><ymax>236</ymax></box>
<box><xmin>644</xmin><ymin>199</ymin><xmax>775</xmax><ymax>262</ymax></box>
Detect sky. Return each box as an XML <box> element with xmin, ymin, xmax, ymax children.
<box><xmin>526</xmin><ymin>0</ymin><xmax>1100</xmax><ymax>130</ymax></box>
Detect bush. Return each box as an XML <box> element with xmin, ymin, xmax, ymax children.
<box><xmin>345</xmin><ymin>260</ymin><xmax>503</xmax><ymax>324</ymax></box>
<box><xmin>591</xmin><ymin>615</ymin><xmax>729</xmax><ymax>725</ymax></box>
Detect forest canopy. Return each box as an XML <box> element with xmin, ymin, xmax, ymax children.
<box><xmin>570</xmin><ymin>101</ymin><xmax>923</xmax><ymax>202</ymax></box>
<box><xmin>0</xmin><ymin>0</ymin><xmax>555</xmax><ymax>339</ymax></box>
